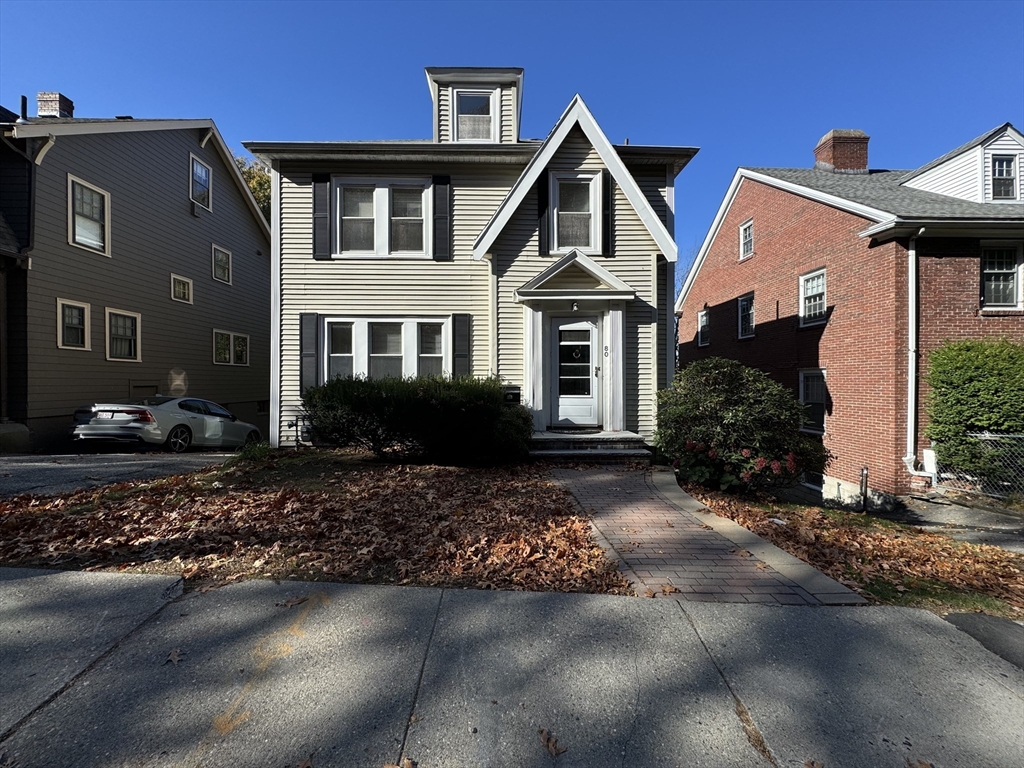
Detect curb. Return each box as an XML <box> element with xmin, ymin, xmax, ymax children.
<box><xmin>648</xmin><ymin>468</ymin><xmax>868</xmax><ymax>606</ymax></box>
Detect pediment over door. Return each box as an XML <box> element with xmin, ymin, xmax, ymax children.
<box><xmin>515</xmin><ymin>249</ymin><xmax>636</xmax><ymax>302</ymax></box>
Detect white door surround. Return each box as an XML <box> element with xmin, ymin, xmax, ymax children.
<box><xmin>522</xmin><ymin>300</ymin><xmax>625</xmax><ymax>433</ymax></box>
<box><xmin>550</xmin><ymin>316</ymin><xmax>600</xmax><ymax>427</ymax></box>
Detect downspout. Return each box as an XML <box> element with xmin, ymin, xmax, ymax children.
<box><xmin>902</xmin><ymin>227</ymin><xmax>932</xmax><ymax>477</ymax></box>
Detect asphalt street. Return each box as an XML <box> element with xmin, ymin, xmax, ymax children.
<box><xmin>1</xmin><ymin>568</ymin><xmax>1021</xmax><ymax>768</ymax></box>
<box><xmin>0</xmin><ymin>452</ymin><xmax>229</xmax><ymax>497</ymax></box>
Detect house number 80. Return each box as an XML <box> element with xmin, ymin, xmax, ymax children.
<box><xmin>604</xmin><ymin>345</ymin><xmax>609</xmax><ymax>358</ymax></box>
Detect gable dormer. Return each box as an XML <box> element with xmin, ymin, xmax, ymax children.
<box><xmin>425</xmin><ymin>67</ymin><xmax>523</xmax><ymax>144</ymax></box>
<box><xmin>902</xmin><ymin>123</ymin><xmax>1024</xmax><ymax>203</ymax></box>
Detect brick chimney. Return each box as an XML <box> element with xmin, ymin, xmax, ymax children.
<box><xmin>36</xmin><ymin>92</ymin><xmax>74</xmax><ymax>118</ymax></box>
<box><xmin>814</xmin><ymin>129</ymin><xmax>869</xmax><ymax>173</ymax></box>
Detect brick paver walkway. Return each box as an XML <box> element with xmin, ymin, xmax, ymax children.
<box><xmin>553</xmin><ymin>467</ymin><xmax>821</xmax><ymax>605</ymax></box>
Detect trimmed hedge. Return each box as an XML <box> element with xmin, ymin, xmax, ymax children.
<box><xmin>926</xmin><ymin>338</ymin><xmax>1024</xmax><ymax>474</ymax></box>
<box><xmin>655</xmin><ymin>357</ymin><xmax>831</xmax><ymax>491</ymax></box>
<box><xmin>301</xmin><ymin>376</ymin><xmax>533</xmax><ymax>465</ymax></box>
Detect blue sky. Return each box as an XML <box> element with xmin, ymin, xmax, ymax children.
<box><xmin>2</xmin><ymin>0</ymin><xmax>1022</xmax><ymax>278</ymax></box>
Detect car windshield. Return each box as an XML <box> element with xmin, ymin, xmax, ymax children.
<box><xmin>113</xmin><ymin>397</ymin><xmax>176</xmax><ymax>406</ymax></box>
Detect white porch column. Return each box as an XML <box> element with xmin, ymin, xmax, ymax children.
<box><xmin>609</xmin><ymin>302</ymin><xmax>624</xmax><ymax>432</ymax></box>
<box><xmin>523</xmin><ymin>303</ymin><xmax>545</xmax><ymax>430</ymax></box>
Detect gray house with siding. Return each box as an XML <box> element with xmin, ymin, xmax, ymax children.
<box><xmin>246</xmin><ymin>67</ymin><xmax>695</xmax><ymax>448</ymax></box>
<box><xmin>0</xmin><ymin>93</ymin><xmax>271</xmax><ymax>451</ymax></box>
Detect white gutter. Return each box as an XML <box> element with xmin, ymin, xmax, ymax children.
<box><xmin>903</xmin><ymin>227</ymin><xmax>932</xmax><ymax>478</ymax></box>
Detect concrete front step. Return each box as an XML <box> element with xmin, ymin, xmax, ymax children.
<box><xmin>530</xmin><ymin>448</ymin><xmax>653</xmax><ymax>464</ymax></box>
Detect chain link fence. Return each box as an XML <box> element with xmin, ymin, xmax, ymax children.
<box><xmin>932</xmin><ymin>432</ymin><xmax>1024</xmax><ymax>500</ymax></box>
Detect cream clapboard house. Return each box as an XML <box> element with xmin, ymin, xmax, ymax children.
<box><xmin>245</xmin><ymin>67</ymin><xmax>696</xmax><ymax>448</ymax></box>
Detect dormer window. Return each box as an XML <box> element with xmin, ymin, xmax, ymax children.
<box><xmin>993</xmin><ymin>156</ymin><xmax>1016</xmax><ymax>200</ymax></box>
<box><xmin>454</xmin><ymin>88</ymin><xmax>498</xmax><ymax>143</ymax></box>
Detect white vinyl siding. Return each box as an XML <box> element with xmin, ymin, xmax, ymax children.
<box><xmin>493</xmin><ymin>126</ymin><xmax>661</xmax><ymax>439</ymax></box>
<box><xmin>904</xmin><ymin>147</ymin><xmax>981</xmax><ymax>201</ymax></box>
<box><xmin>500</xmin><ymin>86</ymin><xmax>516</xmax><ymax>143</ymax></box>
<box><xmin>277</xmin><ymin>165</ymin><xmax>512</xmax><ymax>439</ymax></box>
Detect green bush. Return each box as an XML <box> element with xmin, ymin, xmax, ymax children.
<box><xmin>655</xmin><ymin>357</ymin><xmax>831</xmax><ymax>491</ymax></box>
<box><xmin>301</xmin><ymin>376</ymin><xmax>533</xmax><ymax>465</ymax></box>
<box><xmin>926</xmin><ymin>338</ymin><xmax>1024</xmax><ymax>475</ymax></box>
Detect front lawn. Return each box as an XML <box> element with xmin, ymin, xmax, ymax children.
<box><xmin>684</xmin><ymin>484</ymin><xmax>1024</xmax><ymax>617</ymax></box>
<box><xmin>0</xmin><ymin>450</ymin><xmax>629</xmax><ymax>595</ymax></box>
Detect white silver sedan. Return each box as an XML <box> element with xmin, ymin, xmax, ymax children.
<box><xmin>71</xmin><ymin>397</ymin><xmax>261</xmax><ymax>453</ymax></box>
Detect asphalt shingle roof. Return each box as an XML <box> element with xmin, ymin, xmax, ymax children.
<box><xmin>744</xmin><ymin>167</ymin><xmax>1024</xmax><ymax>221</ymax></box>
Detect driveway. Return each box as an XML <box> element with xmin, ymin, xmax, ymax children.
<box><xmin>0</xmin><ymin>451</ymin><xmax>229</xmax><ymax>498</ymax></box>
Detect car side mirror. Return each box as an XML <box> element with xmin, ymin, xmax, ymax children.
<box><xmin>230</xmin><ymin>414</ymin><xmax>237</xmax><ymax>422</ymax></box>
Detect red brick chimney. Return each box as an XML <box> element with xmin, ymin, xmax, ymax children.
<box><xmin>814</xmin><ymin>129</ymin><xmax>869</xmax><ymax>173</ymax></box>
<box><xmin>36</xmin><ymin>92</ymin><xmax>74</xmax><ymax>118</ymax></box>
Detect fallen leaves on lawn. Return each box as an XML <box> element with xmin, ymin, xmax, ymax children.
<box><xmin>685</xmin><ymin>485</ymin><xmax>1024</xmax><ymax>608</ymax></box>
<box><xmin>0</xmin><ymin>456</ymin><xmax>630</xmax><ymax>596</ymax></box>
<box><xmin>538</xmin><ymin>728</ymin><xmax>568</xmax><ymax>756</ymax></box>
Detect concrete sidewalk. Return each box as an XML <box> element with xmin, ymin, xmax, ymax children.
<box><xmin>555</xmin><ymin>466</ymin><xmax>867</xmax><ymax>606</ymax></box>
<box><xmin>2</xmin><ymin>568</ymin><xmax>1022</xmax><ymax>768</ymax></box>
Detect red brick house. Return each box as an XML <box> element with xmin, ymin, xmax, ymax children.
<box><xmin>675</xmin><ymin>124</ymin><xmax>1024</xmax><ymax>505</ymax></box>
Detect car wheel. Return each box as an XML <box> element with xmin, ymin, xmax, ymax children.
<box><xmin>165</xmin><ymin>425</ymin><xmax>192</xmax><ymax>453</ymax></box>
<box><xmin>244</xmin><ymin>430</ymin><xmax>260</xmax><ymax>446</ymax></box>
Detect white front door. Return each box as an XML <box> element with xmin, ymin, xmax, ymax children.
<box><xmin>550</xmin><ymin>317</ymin><xmax>600</xmax><ymax>427</ymax></box>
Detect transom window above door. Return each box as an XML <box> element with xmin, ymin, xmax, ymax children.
<box><xmin>333</xmin><ymin>178</ymin><xmax>431</xmax><ymax>257</ymax></box>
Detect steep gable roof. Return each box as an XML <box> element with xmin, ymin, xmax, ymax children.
<box><xmin>516</xmin><ymin>250</ymin><xmax>636</xmax><ymax>300</ymax></box>
<box><xmin>472</xmin><ymin>95</ymin><xmax>678</xmax><ymax>261</ymax></box>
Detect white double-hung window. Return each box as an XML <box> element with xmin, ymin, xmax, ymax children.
<box><xmin>323</xmin><ymin>317</ymin><xmax>451</xmax><ymax>380</ymax></box>
<box><xmin>68</xmin><ymin>175</ymin><xmax>110</xmax><ymax>255</ymax></box>
<box><xmin>799</xmin><ymin>268</ymin><xmax>827</xmax><ymax>326</ymax></box>
<box><xmin>551</xmin><ymin>172</ymin><xmax>601</xmax><ymax>254</ymax></box>
<box><xmin>453</xmin><ymin>88</ymin><xmax>498</xmax><ymax>143</ymax></box>
<box><xmin>981</xmin><ymin>245</ymin><xmax>1023</xmax><ymax>308</ymax></box>
<box><xmin>334</xmin><ymin>178</ymin><xmax>431</xmax><ymax>257</ymax></box>
<box><xmin>992</xmin><ymin>156</ymin><xmax>1017</xmax><ymax>200</ymax></box>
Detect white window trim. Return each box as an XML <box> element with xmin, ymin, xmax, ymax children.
<box><xmin>213</xmin><ymin>329</ymin><xmax>250</xmax><ymax>366</ymax></box>
<box><xmin>212</xmin><ymin>245</ymin><xmax>232</xmax><ymax>284</ymax></box>
<box><xmin>799</xmin><ymin>368</ymin><xmax>827</xmax><ymax>435</ymax></box>
<box><xmin>697</xmin><ymin>309</ymin><xmax>709</xmax><ymax>347</ymax></box>
<box><xmin>321</xmin><ymin>316</ymin><xmax>452</xmax><ymax>380</ymax></box>
<box><xmin>550</xmin><ymin>171</ymin><xmax>602</xmax><ymax>255</ymax></box>
<box><xmin>451</xmin><ymin>86</ymin><xmax>500</xmax><ymax>144</ymax></box>
<box><xmin>170</xmin><ymin>274</ymin><xmax>193</xmax><ymax>304</ymax></box>
<box><xmin>980</xmin><ymin>241</ymin><xmax>1024</xmax><ymax>310</ymax></box>
<box><xmin>331</xmin><ymin>177</ymin><xmax>433</xmax><ymax>259</ymax></box>
<box><xmin>67</xmin><ymin>174</ymin><xmax>111</xmax><ymax>257</ymax></box>
<box><xmin>991</xmin><ymin>155</ymin><xmax>1017</xmax><ymax>201</ymax></box>
<box><xmin>739</xmin><ymin>219</ymin><xmax>754</xmax><ymax>260</ymax></box>
<box><xmin>105</xmin><ymin>307</ymin><xmax>142</xmax><ymax>363</ymax></box>
<box><xmin>56</xmin><ymin>298</ymin><xmax>91</xmax><ymax>351</ymax></box>
<box><xmin>190</xmin><ymin>153</ymin><xmax>213</xmax><ymax>211</ymax></box>
<box><xmin>799</xmin><ymin>268</ymin><xmax>828</xmax><ymax>327</ymax></box>
<box><xmin>737</xmin><ymin>293</ymin><xmax>755</xmax><ymax>339</ymax></box>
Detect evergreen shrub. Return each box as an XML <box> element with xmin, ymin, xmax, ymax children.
<box><xmin>926</xmin><ymin>338</ymin><xmax>1024</xmax><ymax>477</ymax></box>
<box><xmin>301</xmin><ymin>376</ymin><xmax>533</xmax><ymax>465</ymax></box>
<box><xmin>655</xmin><ymin>357</ymin><xmax>831</xmax><ymax>491</ymax></box>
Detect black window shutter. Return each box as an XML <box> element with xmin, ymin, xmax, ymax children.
<box><xmin>312</xmin><ymin>174</ymin><xmax>331</xmax><ymax>260</ymax></box>
<box><xmin>433</xmin><ymin>175</ymin><xmax>451</xmax><ymax>260</ymax></box>
<box><xmin>537</xmin><ymin>169</ymin><xmax>549</xmax><ymax>256</ymax></box>
<box><xmin>452</xmin><ymin>314</ymin><xmax>471</xmax><ymax>378</ymax></box>
<box><xmin>300</xmin><ymin>313</ymin><xmax>320</xmax><ymax>392</ymax></box>
<box><xmin>602</xmin><ymin>169</ymin><xmax>613</xmax><ymax>256</ymax></box>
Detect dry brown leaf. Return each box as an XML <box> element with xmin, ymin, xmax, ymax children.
<box><xmin>538</xmin><ymin>728</ymin><xmax>568</xmax><ymax>756</ymax></box>
<box><xmin>805</xmin><ymin>761</ymin><xmax>825</xmax><ymax>768</ymax></box>
<box><xmin>276</xmin><ymin>596</ymin><xmax>309</xmax><ymax>609</ymax></box>
<box><xmin>660</xmin><ymin>584</ymin><xmax>680</xmax><ymax>595</ymax></box>
<box><xmin>731</xmin><ymin>549</ymin><xmax>752</xmax><ymax>558</ymax></box>
<box><xmin>297</xmin><ymin>759</ymin><xmax>313</xmax><ymax>768</ymax></box>
<box><xmin>164</xmin><ymin>648</ymin><xmax>184</xmax><ymax>666</ymax></box>
<box><xmin>644</xmin><ymin>588</ymin><xmax>657</xmax><ymax>598</ymax></box>
<box><xmin>906</xmin><ymin>760</ymin><xmax>936</xmax><ymax>768</ymax></box>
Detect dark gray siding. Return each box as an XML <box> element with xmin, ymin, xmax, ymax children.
<box><xmin>23</xmin><ymin>127</ymin><xmax>270</xmax><ymax>448</ymax></box>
